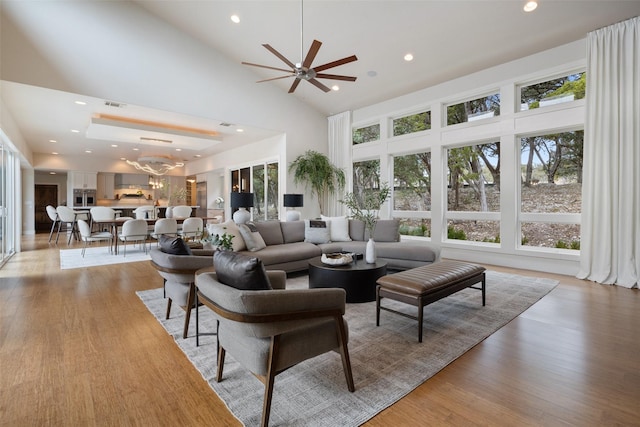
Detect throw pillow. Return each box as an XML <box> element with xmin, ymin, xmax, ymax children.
<box><xmin>238</xmin><ymin>222</ymin><xmax>267</xmax><ymax>252</ymax></box>
<box><xmin>304</xmin><ymin>219</ymin><xmax>332</xmax><ymax>244</ymax></box>
<box><xmin>213</xmin><ymin>250</ymin><xmax>272</xmax><ymax>290</ymax></box>
<box><xmin>207</xmin><ymin>220</ymin><xmax>246</xmax><ymax>252</ymax></box>
<box><xmin>159</xmin><ymin>235</ymin><xmax>193</xmax><ymax>255</ymax></box>
<box><xmin>320</xmin><ymin>215</ymin><xmax>352</xmax><ymax>242</ymax></box>
<box><xmin>368</xmin><ymin>219</ymin><xmax>401</xmax><ymax>242</ymax></box>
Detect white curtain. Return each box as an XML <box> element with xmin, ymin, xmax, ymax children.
<box><xmin>577</xmin><ymin>16</ymin><xmax>640</xmax><ymax>289</ymax></box>
<box><xmin>327</xmin><ymin>111</ymin><xmax>351</xmax><ymax>216</ymax></box>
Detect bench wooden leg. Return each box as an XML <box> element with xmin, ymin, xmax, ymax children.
<box><xmin>418</xmin><ymin>296</ymin><xmax>424</xmax><ymax>343</ymax></box>
<box><xmin>375</xmin><ymin>285</ymin><xmax>381</xmax><ymax>326</ymax></box>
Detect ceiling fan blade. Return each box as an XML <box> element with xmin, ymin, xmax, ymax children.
<box><xmin>288</xmin><ymin>78</ymin><xmax>302</xmax><ymax>93</ymax></box>
<box><xmin>241</xmin><ymin>61</ymin><xmax>293</xmax><ymax>73</ymax></box>
<box><xmin>262</xmin><ymin>44</ymin><xmax>297</xmax><ymax>69</ymax></box>
<box><xmin>315</xmin><ymin>73</ymin><xmax>357</xmax><ymax>82</ymax></box>
<box><xmin>313</xmin><ymin>55</ymin><xmax>358</xmax><ymax>73</ymax></box>
<box><xmin>308</xmin><ymin>78</ymin><xmax>331</xmax><ymax>93</ymax></box>
<box><xmin>302</xmin><ymin>40</ymin><xmax>322</xmax><ymax>69</ymax></box>
<box><xmin>257</xmin><ymin>74</ymin><xmax>295</xmax><ymax>83</ymax></box>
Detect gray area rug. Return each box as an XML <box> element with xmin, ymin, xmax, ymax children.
<box><xmin>137</xmin><ymin>271</ymin><xmax>558</xmax><ymax>426</ymax></box>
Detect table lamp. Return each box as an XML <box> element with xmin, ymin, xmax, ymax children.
<box><xmin>283</xmin><ymin>194</ymin><xmax>304</xmax><ymax>222</ymax></box>
<box><xmin>230</xmin><ymin>192</ymin><xmax>254</xmax><ymax>224</ymax></box>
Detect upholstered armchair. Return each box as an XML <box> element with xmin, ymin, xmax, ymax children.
<box><xmin>149</xmin><ymin>246</ymin><xmax>214</xmax><ymax>338</ymax></box>
<box><xmin>195</xmin><ymin>251</ymin><xmax>355</xmax><ymax>427</ymax></box>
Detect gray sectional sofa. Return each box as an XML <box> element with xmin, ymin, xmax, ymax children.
<box><xmin>226</xmin><ymin>219</ymin><xmax>440</xmax><ymax>273</ymax></box>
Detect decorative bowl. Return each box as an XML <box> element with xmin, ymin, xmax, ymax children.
<box><xmin>321</xmin><ymin>252</ymin><xmax>354</xmax><ymax>266</ymax></box>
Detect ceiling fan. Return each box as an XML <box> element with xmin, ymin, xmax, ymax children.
<box><xmin>241</xmin><ymin>1</ymin><xmax>358</xmax><ymax>93</ymax></box>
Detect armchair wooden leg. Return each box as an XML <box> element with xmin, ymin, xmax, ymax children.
<box><xmin>183</xmin><ymin>284</ymin><xmax>196</xmax><ymax>339</ymax></box>
<box><xmin>335</xmin><ymin>316</ymin><xmax>355</xmax><ymax>392</ymax></box>
<box><xmin>165</xmin><ymin>298</ymin><xmax>172</xmax><ymax>320</ymax></box>
<box><xmin>216</xmin><ymin>347</ymin><xmax>226</xmax><ymax>382</ymax></box>
<box><xmin>261</xmin><ymin>336</ymin><xmax>280</xmax><ymax>427</ymax></box>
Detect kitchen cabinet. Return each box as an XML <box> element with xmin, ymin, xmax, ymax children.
<box><xmin>97</xmin><ymin>173</ymin><xmax>115</xmax><ymax>199</ymax></box>
<box><xmin>69</xmin><ymin>171</ymin><xmax>97</xmax><ymax>189</ymax></box>
<box><xmin>114</xmin><ymin>173</ymin><xmax>149</xmax><ymax>189</ymax></box>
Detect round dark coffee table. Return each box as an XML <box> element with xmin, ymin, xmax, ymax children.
<box><xmin>308</xmin><ymin>256</ymin><xmax>387</xmax><ymax>303</ymax></box>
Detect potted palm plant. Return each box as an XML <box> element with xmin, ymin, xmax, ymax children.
<box><xmin>289</xmin><ymin>150</ymin><xmax>345</xmax><ymax>215</ymax></box>
<box><xmin>340</xmin><ymin>183</ymin><xmax>391</xmax><ymax>263</ymax></box>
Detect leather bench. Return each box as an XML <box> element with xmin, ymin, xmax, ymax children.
<box><xmin>376</xmin><ymin>260</ymin><xmax>486</xmax><ymax>342</ymax></box>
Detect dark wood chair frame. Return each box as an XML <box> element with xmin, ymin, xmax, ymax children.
<box><xmin>196</xmin><ymin>289</ymin><xmax>355</xmax><ymax>427</ymax></box>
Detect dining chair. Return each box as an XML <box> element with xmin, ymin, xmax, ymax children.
<box><xmin>56</xmin><ymin>206</ymin><xmax>88</xmax><ymax>244</ymax></box>
<box><xmin>119</xmin><ymin>219</ymin><xmax>149</xmax><ymax>256</ymax></box>
<box><xmin>89</xmin><ymin>206</ymin><xmax>117</xmax><ymax>231</ymax></box>
<box><xmin>150</xmin><ymin>218</ymin><xmax>178</xmax><ymax>245</ymax></box>
<box><xmin>46</xmin><ymin>205</ymin><xmax>60</xmax><ymax>243</ymax></box>
<box><xmin>77</xmin><ymin>219</ymin><xmax>113</xmax><ymax>257</ymax></box>
<box><xmin>172</xmin><ymin>205</ymin><xmax>192</xmax><ymax>218</ymax></box>
<box><xmin>180</xmin><ymin>217</ymin><xmax>204</xmax><ymax>242</ymax></box>
<box><xmin>134</xmin><ymin>205</ymin><xmax>156</xmax><ymax>220</ymax></box>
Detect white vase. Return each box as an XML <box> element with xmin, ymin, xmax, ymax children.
<box><xmin>365</xmin><ymin>238</ymin><xmax>376</xmax><ymax>264</ymax></box>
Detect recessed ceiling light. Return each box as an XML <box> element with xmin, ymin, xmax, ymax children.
<box><xmin>120</xmin><ymin>157</ymin><xmax>126</xmax><ymax>161</ymax></box>
<box><xmin>52</xmin><ymin>152</ymin><xmax>59</xmax><ymax>155</ymax></box>
<box><xmin>194</xmin><ymin>154</ymin><xmax>202</xmax><ymax>158</ymax></box>
<box><xmin>404</xmin><ymin>53</ymin><xmax>414</xmax><ymax>62</ymax></box>
<box><xmin>133</xmin><ymin>148</ymin><xmax>139</xmax><ymax>151</ymax></box>
<box><xmin>111</xmin><ymin>144</ymin><xmax>118</xmax><ymax>148</ymax></box>
<box><xmin>367</xmin><ymin>70</ymin><xmax>378</xmax><ymax>77</ymax></box>
<box><xmin>49</xmin><ymin>139</ymin><xmax>57</xmax><ymax>143</ymax></box>
<box><xmin>524</xmin><ymin>1</ymin><xmax>538</xmax><ymax>12</ymax></box>
<box><xmin>175</xmin><ymin>148</ymin><xmax>182</xmax><ymax>151</ymax></box>
<box><xmin>230</xmin><ymin>14</ymin><xmax>240</xmax><ymax>23</ymax></box>
<box><xmin>74</xmin><ymin>100</ymin><xmax>86</xmax><ymax>105</ymax></box>
<box><xmin>49</xmin><ymin>172</ymin><xmax>56</xmax><ymax>175</ymax></box>
<box><xmin>236</xmin><ymin>128</ymin><xmax>244</xmax><ymax>133</ymax></box>
<box><xmin>71</xmin><ymin>129</ymin><xmax>79</xmax><ymax>133</ymax></box>
<box><xmin>85</xmin><ymin>150</ymin><xmax>92</xmax><ymax>154</ymax></box>
<box><xmin>332</xmin><ymin>85</ymin><xmax>340</xmax><ymax>91</ymax></box>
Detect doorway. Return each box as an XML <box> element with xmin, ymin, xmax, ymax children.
<box><xmin>35</xmin><ymin>184</ymin><xmax>58</xmax><ymax>233</ymax></box>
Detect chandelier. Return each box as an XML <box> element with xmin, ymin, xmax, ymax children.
<box><xmin>126</xmin><ymin>156</ymin><xmax>184</xmax><ymax>175</ymax></box>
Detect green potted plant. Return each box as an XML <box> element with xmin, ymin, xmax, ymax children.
<box><xmin>289</xmin><ymin>150</ymin><xmax>345</xmax><ymax>215</ymax></box>
<box><xmin>200</xmin><ymin>226</ymin><xmax>234</xmax><ymax>251</ymax></box>
<box><xmin>340</xmin><ymin>183</ymin><xmax>391</xmax><ymax>263</ymax></box>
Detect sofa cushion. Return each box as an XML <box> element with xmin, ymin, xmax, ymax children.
<box><xmin>208</xmin><ymin>220</ymin><xmax>246</xmax><ymax>252</ymax></box>
<box><xmin>213</xmin><ymin>250</ymin><xmax>271</xmax><ymax>290</ymax></box>
<box><xmin>254</xmin><ymin>220</ymin><xmax>284</xmax><ymax>246</ymax></box>
<box><xmin>281</xmin><ymin>221</ymin><xmax>305</xmax><ymax>243</ymax></box>
<box><xmin>348</xmin><ymin>219</ymin><xmax>365</xmax><ymax>241</ymax></box>
<box><xmin>159</xmin><ymin>235</ymin><xmax>193</xmax><ymax>255</ymax></box>
<box><xmin>238</xmin><ymin>222</ymin><xmax>267</xmax><ymax>252</ymax></box>
<box><xmin>304</xmin><ymin>220</ymin><xmax>332</xmax><ymax>244</ymax></box>
<box><xmin>321</xmin><ymin>215</ymin><xmax>352</xmax><ymax>242</ymax></box>
<box><xmin>242</xmin><ymin>242</ymin><xmax>321</xmax><ymax>266</ymax></box>
<box><xmin>368</xmin><ymin>219</ymin><xmax>401</xmax><ymax>242</ymax></box>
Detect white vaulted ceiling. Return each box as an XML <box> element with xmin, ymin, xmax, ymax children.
<box><xmin>1</xmin><ymin>1</ymin><xmax>640</xmax><ymax>169</ymax></box>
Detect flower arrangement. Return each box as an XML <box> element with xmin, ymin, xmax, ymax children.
<box><xmin>201</xmin><ymin>226</ymin><xmax>234</xmax><ymax>251</ymax></box>
<box><xmin>215</xmin><ymin>196</ymin><xmax>224</xmax><ymax>208</ymax></box>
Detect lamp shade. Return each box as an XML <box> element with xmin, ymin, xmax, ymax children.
<box><xmin>283</xmin><ymin>194</ymin><xmax>304</xmax><ymax>207</ymax></box>
<box><xmin>230</xmin><ymin>192</ymin><xmax>254</xmax><ymax>208</ymax></box>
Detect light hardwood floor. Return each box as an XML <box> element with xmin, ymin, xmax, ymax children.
<box><xmin>1</xmin><ymin>234</ymin><xmax>638</xmax><ymax>426</ymax></box>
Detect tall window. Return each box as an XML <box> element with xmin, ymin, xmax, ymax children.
<box><xmin>0</xmin><ymin>138</ymin><xmax>16</xmax><ymax>266</ymax></box>
<box><xmin>520</xmin><ymin>130</ymin><xmax>583</xmax><ymax>249</ymax></box>
<box><xmin>231</xmin><ymin>161</ymin><xmax>279</xmax><ymax>222</ymax></box>
<box><xmin>520</xmin><ymin>72</ymin><xmax>585</xmax><ymax>111</ymax></box>
<box><xmin>447</xmin><ymin>93</ymin><xmax>500</xmax><ymax>125</ymax></box>
<box><xmin>393</xmin><ymin>152</ymin><xmax>431</xmax><ymax>237</ymax></box>
<box><xmin>352</xmin><ymin>124</ymin><xmax>380</xmax><ymax>145</ymax></box>
<box><xmin>446</xmin><ymin>141</ymin><xmax>501</xmax><ymax>243</ymax></box>
<box><xmin>392</xmin><ymin>111</ymin><xmax>431</xmax><ymax>137</ymax></box>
